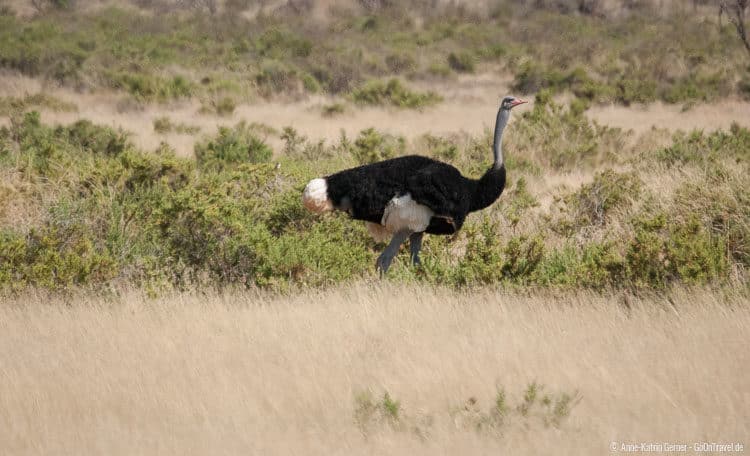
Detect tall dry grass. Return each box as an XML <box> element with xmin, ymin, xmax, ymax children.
<box><xmin>1</xmin><ymin>284</ymin><xmax>748</xmax><ymax>455</ymax></box>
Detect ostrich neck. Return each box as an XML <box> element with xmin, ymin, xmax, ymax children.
<box><xmin>469</xmin><ymin>107</ymin><xmax>510</xmax><ymax>212</ymax></box>
<box><xmin>493</xmin><ymin>108</ymin><xmax>510</xmax><ymax>169</ymax></box>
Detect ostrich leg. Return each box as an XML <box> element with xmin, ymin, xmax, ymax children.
<box><xmin>409</xmin><ymin>232</ymin><xmax>423</xmax><ymax>266</ymax></box>
<box><xmin>376</xmin><ymin>229</ymin><xmax>412</xmax><ymax>275</ymax></box>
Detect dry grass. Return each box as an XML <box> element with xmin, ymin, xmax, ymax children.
<box><xmin>1</xmin><ymin>284</ymin><xmax>748</xmax><ymax>455</ymax></box>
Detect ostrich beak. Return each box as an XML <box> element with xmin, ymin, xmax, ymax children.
<box><xmin>511</xmin><ymin>98</ymin><xmax>528</xmax><ymax>107</ymax></box>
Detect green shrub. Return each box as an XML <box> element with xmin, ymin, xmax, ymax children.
<box><xmin>385</xmin><ymin>52</ymin><xmax>417</xmax><ymax>74</ymax></box>
<box><xmin>321</xmin><ymin>102</ymin><xmax>346</xmax><ymax>117</ymax></box>
<box><xmin>61</xmin><ymin>119</ymin><xmax>130</xmax><ymax>156</ymax></box>
<box><xmin>663</xmin><ymin>71</ymin><xmax>731</xmax><ymax>103</ymax></box>
<box><xmin>654</xmin><ymin>125</ymin><xmax>750</xmax><ymax>166</ymax></box>
<box><xmin>667</xmin><ymin>217</ymin><xmax>728</xmax><ymax>284</ymax></box>
<box><xmin>421</xmin><ymin>133</ymin><xmax>458</xmax><ymax>162</ymax></box>
<box><xmin>427</xmin><ymin>62</ymin><xmax>452</xmax><ymax>78</ymax></box>
<box><xmin>256</xmin><ymin>211</ymin><xmax>373</xmax><ymax>288</ymax></box>
<box><xmin>624</xmin><ymin>211</ymin><xmax>730</xmax><ymax>288</ymax></box>
<box><xmin>350</xmin><ymin>128</ymin><xmax>405</xmax><ymax>164</ymax></box>
<box><xmin>108</xmin><ymin>73</ymin><xmax>193</xmax><ymax>101</ymax></box>
<box><xmin>148</xmin><ymin>174</ymin><xmax>271</xmax><ymax>285</ymax></box>
<box><xmin>194</xmin><ymin>122</ymin><xmax>272</xmax><ymax>171</ymax></box>
<box><xmin>255</xmin><ymin>60</ymin><xmax>302</xmax><ymax>97</ymax></box>
<box><xmin>153</xmin><ymin>116</ymin><xmax>200</xmax><ymax>135</ymax></box>
<box><xmin>300</xmin><ymin>72</ymin><xmax>320</xmax><ymax>93</ymax></box>
<box><xmin>255</xmin><ymin>27</ymin><xmax>312</xmax><ymax>59</ymax></box>
<box><xmin>153</xmin><ymin>116</ymin><xmax>172</xmax><ymax>134</ymax></box>
<box><xmin>447</xmin><ymin>51</ymin><xmax>475</xmax><ymax>73</ymax></box>
<box><xmin>611</xmin><ymin>74</ymin><xmax>656</xmax><ymax>105</ymax></box>
<box><xmin>501</xmin><ymin>235</ymin><xmax>545</xmax><ymax>281</ymax></box>
<box><xmin>672</xmin><ymin>168</ymin><xmax>749</xmax><ymax>268</ymax></box>
<box><xmin>447</xmin><ymin>218</ymin><xmax>504</xmax><ymax>286</ymax></box>
<box><xmin>0</xmin><ymin>224</ymin><xmax>117</xmax><ymax>290</ymax></box>
<box><xmin>562</xmin><ymin>169</ymin><xmax>643</xmax><ymax>230</ymax></box>
<box><xmin>351</xmin><ymin>78</ymin><xmax>442</xmax><ymax>109</ymax></box>
<box><xmin>532</xmin><ymin>242</ymin><xmax>622</xmax><ymax>289</ymax></box>
<box><xmin>511</xmin><ymin>61</ymin><xmax>567</xmax><ymax>95</ymax></box>
<box><xmin>213</xmin><ymin>96</ymin><xmax>236</xmax><ymax>116</ymax></box>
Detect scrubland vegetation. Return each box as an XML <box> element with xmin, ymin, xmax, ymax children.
<box><xmin>1</xmin><ymin>0</ymin><xmax>749</xmax><ymax>107</ymax></box>
<box><xmin>0</xmin><ymin>0</ymin><xmax>749</xmax><ymax>454</ymax></box>
<box><xmin>1</xmin><ymin>93</ymin><xmax>747</xmax><ymax>292</ymax></box>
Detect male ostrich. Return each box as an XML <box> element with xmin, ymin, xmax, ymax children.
<box><xmin>302</xmin><ymin>95</ymin><xmax>527</xmax><ymax>273</ymax></box>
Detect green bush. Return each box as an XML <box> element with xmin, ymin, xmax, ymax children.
<box><xmin>0</xmin><ymin>224</ymin><xmax>117</xmax><ymax>290</ymax></box>
<box><xmin>672</xmin><ymin>167</ymin><xmax>749</xmax><ymax>268</ymax></box>
<box><xmin>561</xmin><ymin>169</ymin><xmax>642</xmax><ymax>230</ymax></box>
<box><xmin>653</xmin><ymin>124</ymin><xmax>750</xmax><ymax>166</ymax></box>
<box><xmin>213</xmin><ymin>96</ymin><xmax>237</xmax><ymax>116</ymax></box>
<box><xmin>385</xmin><ymin>52</ymin><xmax>417</xmax><ymax>74</ymax></box>
<box><xmin>321</xmin><ymin>102</ymin><xmax>346</xmax><ymax>117</ymax></box>
<box><xmin>350</xmin><ymin>128</ymin><xmax>405</xmax><ymax>164</ymax></box>
<box><xmin>447</xmin><ymin>51</ymin><xmax>475</xmax><ymax>73</ymax></box>
<box><xmin>351</xmin><ymin>79</ymin><xmax>442</xmax><ymax>109</ymax></box>
<box><xmin>452</xmin><ymin>218</ymin><xmax>505</xmax><ymax>285</ymax></box>
<box><xmin>422</xmin><ymin>134</ymin><xmax>458</xmax><ymax>162</ymax></box>
<box><xmin>623</xmin><ymin>213</ymin><xmax>728</xmax><ymax>288</ymax></box>
<box><xmin>147</xmin><ymin>173</ymin><xmax>271</xmax><ymax>285</ymax></box>
<box><xmin>615</xmin><ymin>74</ymin><xmax>658</xmax><ymax>105</ymax></box>
<box><xmin>153</xmin><ymin>116</ymin><xmax>200</xmax><ymax>134</ymax></box>
<box><xmin>194</xmin><ymin>122</ymin><xmax>272</xmax><ymax>171</ymax></box>
<box><xmin>62</xmin><ymin>119</ymin><xmax>130</xmax><ymax>156</ymax></box>
<box><xmin>153</xmin><ymin>116</ymin><xmax>172</xmax><ymax>134</ymax></box>
<box><xmin>255</xmin><ymin>27</ymin><xmax>312</xmax><ymax>59</ymax></box>
<box><xmin>255</xmin><ymin>60</ymin><xmax>302</xmax><ymax>97</ymax></box>
<box><xmin>108</xmin><ymin>73</ymin><xmax>193</xmax><ymax>101</ymax></box>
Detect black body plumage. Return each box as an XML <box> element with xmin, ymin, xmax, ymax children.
<box><xmin>325</xmin><ymin>155</ymin><xmax>506</xmax><ymax>235</ymax></box>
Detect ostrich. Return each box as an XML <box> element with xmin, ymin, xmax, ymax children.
<box><xmin>302</xmin><ymin>95</ymin><xmax>527</xmax><ymax>273</ymax></box>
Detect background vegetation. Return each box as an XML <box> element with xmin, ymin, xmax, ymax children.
<box><xmin>0</xmin><ymin>0</ymin><xmax>749</xmax><ymax>107</ymax></box>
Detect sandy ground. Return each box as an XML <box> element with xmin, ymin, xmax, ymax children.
<box><xmin>3</xmin><ymin>73</ymin><xmax>749</xmax><ymax>156</ymax></box>
<box><xmin>0</xmin><ymin>284</ymin><xmax>747</xmax><ymax>455</ymax></box>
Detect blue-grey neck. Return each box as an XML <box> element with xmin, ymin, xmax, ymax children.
<box><xmin>493</xmin><ymin>108</ymin><xmax>510</xmax><ymax>169</ymax></box>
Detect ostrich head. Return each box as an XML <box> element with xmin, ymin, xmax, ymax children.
<box><xmin>490</xmin><ymin>96</ymin><xmax>527</xmax><ymax>170</ymax></box>
<box><xmin>500</xmin><ymin>96</ymin><xmax>527</xmax><ymax>111</ymax></box>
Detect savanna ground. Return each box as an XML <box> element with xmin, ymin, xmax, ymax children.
<box><xmin>1</xmin><ymin>0</ymin><xmax>749</xmax><ymax>454</ymax></box>
<box><xmin>2</xmin><ymin>286</ymin><xmax>749</xmax><ymax>455</ymax></box>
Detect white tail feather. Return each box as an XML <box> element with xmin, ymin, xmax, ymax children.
<box><xmin>302</xmin><ymin>178</ymin><xmax>333</xmax><ymax>213</ymax></box>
